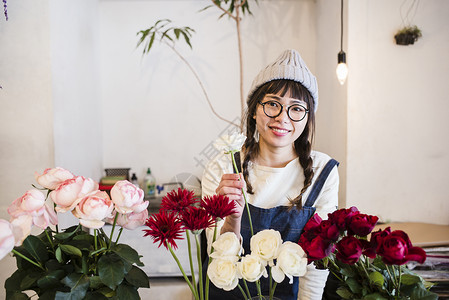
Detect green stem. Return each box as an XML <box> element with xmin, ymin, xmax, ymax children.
<box><xmin>167</xmin><ymin>242</ymin><xmax>198</xmax><ymax>299</ymax></box>
<box><xmin>107</xmin><ymin>213</ymin><xmax>119</xmax><ymax>250</ymax></box>
<box><xmin>115</xmin><ymin>227</ymin><xmax>123</xmax><ymax>244</ymax></box>
<box><xmin>230</xmin><ymin>151</ymin><xmax>253</xmax><ymax>236</ymax></box>
<box><xmin>186</xmin><ymin>231</ymin><xmax>198</xmax><ymax>300</ymax></box>
<box><xmin>205</xmin><ymin>225</ymin><xmax>218</xmax><ymax>300</ymax></box>
<box><xmin>397</xmin><ymin>265</ymin><xmax>402</xmax><ymax>297</ymax></box>
<box><xmin>45</xmin><ymin>229</ymin><xmax>54</xmax><ymax>251</ymax></box>
<box><xmin>270</xmin><ymin>282</ymin><xmax>278</xmax><ymax>299</ymax></box>
<box><xmin>195</xmin><ymin>233</ymin><xmax>204</xmax><ymax>300</ymax></box>
<box><xmin>94</xmin><ymin>229</ymin><xmax>98</xmax><ymax>251</ymax></box>
<box><xmin>237</xmin><ymin>283</ymin><xmax>249</xmax><ymax>300</ymax></box>
<box><xmin>11</xmin><ymin>249</ymin><xmax>44</xmax><ymax>270</ymax></box>
<box><xmin>256</xmin><ymin>279</ymin><xmax>262</xmax><ymax>299</ymax></box>
<box><xmin>243</xmin><ymin>280</ymin><xmax>252</xmax><ymax>299</ymax></box>
<box><xmin>385</xmin><ymin>264</ymin><xmax>397</xmax><ymax>290</ymax></box>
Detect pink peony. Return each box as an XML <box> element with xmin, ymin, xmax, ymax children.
<box><xmin>73</xmin><ymin>191</ymin><xmax>114</xmax><ymax>229</ymax></box>
<box><xmin>0</xmin><ymin>220</ymin><xmax>15</xmax><ymax>260</ymax></box>
<box><xmin>35</xmin><ymin>167</ymin><xmax>74</xmax><ymax>190</ymax></box>
<box><xmin>110</xmin><ymin>180</ymin><xmax>147</xmax><ymax>214</ymax></box>
<box><xmin>50</xmin><ymin>176</ymin><xmax>99</xmax><ymax>213</ymax></box>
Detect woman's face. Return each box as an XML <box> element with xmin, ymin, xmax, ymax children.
<box><xmin>254</xmin><ymin>91</ymin><xmax>308</xmax><ymax>153</ymax></box>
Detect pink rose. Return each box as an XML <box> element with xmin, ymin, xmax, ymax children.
<box><xmin>10</xmin><ymin>215</ymin><xmax>33</xmax><ymax>246</ymax></box>
<box><xmin>35</xmin><ymin>167</ymin><xmax>74</xmax><ymax>190</ymax></box>
<box><xmin>73</xmin><ymin>191</ymin><xmax>114</xmax><ymax>229</ymax></box>
<box><xmin>336</xmin><ymin>236</ymin><xmax>363</xmax><ymax>264</ymax></box>
<box><xmin>8</xmin><ymin>190</ymin><xmax>58</xmax><ymax>231</ymax></box>
<box><xmin>347</xmin><ymin>213</ymin><xmax>379</xmax><ymax>237</ymax></box>
<box><xmin>110</xmin><ymin>180</ymin><xmax>147</xmax><ymax>214</ymax></box>
<box><xmin>50</xmin><ymin>176</ymin><xmax>99</xmax><ymax>213</ymax></box>
<box><xmin>108</xmin><ymin>210</ymin><xmax>149</xmax><ymax>230</ymax></box>
<box><xmin>0</xmin><ymin>220</ymin><xmax>15</xmax><ymax>260</ymax></box>
<box><xmin>8</xmin><ymin>189</ymin><xmax>46</xmax><ymax>217</ymax></box>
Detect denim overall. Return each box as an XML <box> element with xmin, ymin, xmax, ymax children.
<box><xmin>205</xmin><ymin>158</ymin><xmax>339</xmax><ymax>300</ymax></box>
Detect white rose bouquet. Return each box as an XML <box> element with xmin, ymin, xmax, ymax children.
<box><xmin>207</xmin><ymin>133</ymin><xmax>308</xmax><ymax>300</ymax></box>
<box><xmin>0</xmin><ymin>168</ymin><xmax>150</xmax><ymax>299</ymax></box>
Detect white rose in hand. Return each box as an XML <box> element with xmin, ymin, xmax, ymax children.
<box><xmin>73</xmin><ymin>191</ymin><xmax>114</xmax><ymax>229</ymax></box>
<box><xmin>50</xmin><ymin>176</ymin><xmax>99</xmax><ymax>213</ymax></box>
<box><xmin>271</xmin><ymin>241</ymin><xmax>308</xmax><ymax>284</ymax></box>
<box><xmin>213</xmin><ymin>133</ymin><xmax>246</xmax><ymax>153</ymax></box>
<box><xmin>110</xmin><ymin>180</ymin><xmax>147</xmax><ymax>214</ymax></box>
<box><xmin>237</xmin><ymin>253</ymin><xmax>267</xmax><ymax>282</ymax></box>
<box><xmin>35</xmin><ymin>167</ymin><xmax>74</xmax><ymax>190</ymax></box>
<box><xmin>250</xmin><ymin>229</ymin><xmax>282</xmax><ymax>265</ymax></box>
<box><xmin>0</xmin><ymin>220</ymin><xmax>15</xmax><ymax>260</ymax></box>
<box><xmin>210</xmin><ymin>232</ymin><xmax>242</xmax><ymax>259</ymax></box>
<box><xmin>207</xmin><ymin>257</ymin><xmax>240</xmax><ymax>291</ymax></box>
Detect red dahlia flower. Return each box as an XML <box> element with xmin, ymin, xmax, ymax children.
<box><xmin>201</xmin><ymin>194</ymin><xmax>237</xmax><ymax>220</ymax></box>
<box><xmin>143</xmin><ymin>210</ymin><xmax>184</xmax><ymax>250</ymax></box>
<box><xmin>180</xmin><ymin>206</ymin><xmax>215</xmax><ymax>233</ymax></box>
<box><xmin>160</xmin><ymin>188</ymin><xmax>198</xmax><ymax>213</ymax></box>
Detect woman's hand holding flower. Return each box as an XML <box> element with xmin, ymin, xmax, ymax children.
<box><xmin>216</xmin><ymin>173</ymin><xmax>245</xmax><ymax>236</ymax></box>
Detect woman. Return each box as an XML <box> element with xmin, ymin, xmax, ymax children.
<box><xmin>202</xmin><ymin>49</ymin><xmax>339</xmax><ymax>299</ymax></box>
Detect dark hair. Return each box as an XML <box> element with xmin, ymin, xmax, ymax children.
<box><xmin>242</xmin><ymin>79</ymin><xmax>315</xmax><ymax>209</ymax></box>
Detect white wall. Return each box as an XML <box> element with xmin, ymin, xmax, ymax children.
<box><xmin>98</xmin><ymin>0</ymin><xmax>318</xmax><ymax>185</ymax></box>
<box><xmin>346</xmin><ymin>0</ymin><xmax>449</xmax><ymax>224</ymax></box>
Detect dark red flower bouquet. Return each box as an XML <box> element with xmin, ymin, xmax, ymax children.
<box><xmin>299</xmin><ymin>207</ymin><xmax>438</xmax><ymax>300</ymax></box>
<box><xmin>143</xmin><ymin>188</ymin><xmax>237</xmax><ymax>300</ymax></box>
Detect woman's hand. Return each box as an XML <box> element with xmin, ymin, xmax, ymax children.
<box><xmin>215</xmin><ymin>173</ymin><xmax>246</xmax><ymax>236</ymax></box>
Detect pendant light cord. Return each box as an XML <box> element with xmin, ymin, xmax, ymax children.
<box><xmin>340</xmin><ymin>0</ymin><xmax>344</xmax><ymax>52</ymax></box>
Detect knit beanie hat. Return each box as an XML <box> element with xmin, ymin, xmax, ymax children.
<box><xmin>247</xmin><ymin>49</ymin><xmax>319</xmax><ymax>112</ymax></box>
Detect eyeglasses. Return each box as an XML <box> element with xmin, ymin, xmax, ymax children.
<box><xmin>258</xmin><ymin>100</ymin><xmax>309</xmax><ymax>122</ymax></box>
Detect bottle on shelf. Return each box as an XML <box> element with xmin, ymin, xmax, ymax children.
<box><xmin>131</xmin><ymin>173</ymin><xmax>139</xmax><ymax>188</ymax></box>
<box><xmin>144</xmin><ymin>168</ymin><xmax>156</xmax><ymax>198</ymax></box>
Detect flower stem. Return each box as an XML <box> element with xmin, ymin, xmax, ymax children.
<box><xmin>167</xmin><ymin>242</ymin><xmax>198</xmax><ymax>299</ymax></box>
<box><xmin>115</xmin><ymin>227</ymin><xmax>123</xmax><ymax>244</ymax></box>
<box><xmin>230</xmin><ymin>151</ymin><xmax>254</xmax><ymax>236</ymax></box>
<box><xmin>11</xmin><ymin>249</ymin><xmax>44</xmax><ymax>270</ymax></box>
<box><xmin>205</xmin><ymin>225</ymin><xmax>218</xmax><ymax>300</ymax></box>
<box><xmin>397</xmin><ymin>266</ymin><xmax>402</xmax><ymax>298</ymax></box>
<box><xmin>45</xmin><ymin>229</ymin><xmax>54</xmax><ymax>251</ymax></box>
<box><xmin>94</xmin><ymin>229</ymin><xmax>98</xmax><ymax>251</ymax></box>
<box><xmin>107</xmin><ymin>213</ymin><xmax>119</xmax><ymax>250</ymax></box>
<box><xmin>186</xmin><ymin>231</ymin><xmax>199</xmax><ymax>300</ymax></box>
<box><xmin>243</xmin><ymin>280</ymin><xmax>252</xmax><ymax>299</ymax></box>
<box><xmin>237</xmin><ymin>284</ymin><xmax>249</xmax><ymax>300</ymax></box>
<box><xmin>195</xmin><ymin>233</ymin><xmax>204</xmax><ymax>300</ymax></box>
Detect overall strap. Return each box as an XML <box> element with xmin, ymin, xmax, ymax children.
<box><xmin>304</xmin><ymin>158</ymin><xmax>339</xmax><ymax>207</ymax></box>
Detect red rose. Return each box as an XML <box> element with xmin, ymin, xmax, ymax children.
<box><xmin>336</xmin><ymin>236</ymin><xmax>363</xmax><ymax>264</ymax></box>
<box><xmin>348</xmin><ymin>213</ymin><xmax>379</xmax><ymax>237</ymax></box>
<box><xmin>299</xmin><ymin>234</ymin><xmax>335</xmax><ymax>264</ymax></box>
<box><xmin>377</xmin><ymin>230</ymin><xmax>426</xmax><ymax>265</ymax></box>
<box><xmin>328</xmin><ymin>207</ymin><xmax>359</xmax><ymax>231</ymax></box>
<box><xmin>304</xmin><ymin>213</ymin><xmax>322</xmax><ymax>232</ymax></box>
<box><xmin>318</xmin><ymin>219</ymin><xmax>340</xmax><ymax>242</ymax></box>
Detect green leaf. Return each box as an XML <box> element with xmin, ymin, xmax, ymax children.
<box><xmin>336</xmin><ymin>286</ymin><xmax>353</xmax><ymax>299</ymax></box>
<box><xmin>55</xmin><ymin>246</ymin><xmax>63</xmax><ymax>263</ymax></box>
<box><xmin>368</xmin><ymin>271</ymin><xmax>384</xmax><ymax>288</ymax></box>
<box><xmin>346</xmin><ymin>277</ymin><xmax>362</xmax><ymax>294</ymax></box>
<box><xmin>54</xmin><ymin>225</ymin><xmax>80</xmax><ymax>240</ymax></box>
<box><xmin>60</xmin><ymin>244</ymin><xmax>82</xmax><ymax>257</ymax></box>
<box><xmin>112</xmin><ymin>243</ymin><xmax>144</xmax><ymax>266</ymax></box>
<box><xmin>56</xmin><ymin>273</ymin><xmax>89</xmax><ymax>300</ymax></box>
<box><xmin>339</xmin><ymin>266</ymin><xmax>355</xmax><ymax>277</ymax></box>
<box><xmin>19</xmin><ymin>271</ymin><xmax>42</xmax><ymax>290</ymax></box>
<box><xmin>125</xmin><ymin>266</ymin><xmax>150</xmax><ymax>288</ymax></box>
<box><xmin>39</xmin><ymin>290</ymin><xmax>58</xmax><ymax>300</ymax></box>
<box><xmin>89</xmin><ymin>276</ymin><xmax>104</xmax><ymax>289</ymax></box>
<box><xmin>362</xmin><ymin>293</ymin><xmax>388</xmax><ymax>300</ymax></box>
<box><xmin>5</xmin><ymin>269</ymin><xmax>27</xmax><ymax>292</ymax></box>
<box><xmin>22</xmin><ymin>235</ymin><xmax>49</xmax><ymax>263</ymax></box>
<box><xmin>98</xmin><ymin>254</ymin><xmax>125</xmax><ymax>289</ymax></box>
<box><xmin>84</xmin><ymin>292</ymin><xmax>109</xmax><ymax>300</ymax></box>
<box><xmin>5</xmin><ymin>291</ymin><xmax>29</xmax><ymax>300</ymax></box>
<box><xmin>116</xmin><ymin>283</ymin><xmax>139</xmax><ymax>300</ymax></box>
<box><xmin>400</xmin><ymin>273</ymin><xmax>421</xmax><ymax>285</ymax></box>
<box><xmin>37</xmin><ymin>269</ymin><xmax>66</xmax><ymax>289</ymax></box>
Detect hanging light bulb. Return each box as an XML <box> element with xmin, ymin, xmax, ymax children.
<box><xmin>336</xmin><ymin>50</ymin><xmax>348</xmax><ymax>85</ymax></box>
<box><xmin>336</xmin><ymin>0</ymin><xmax>348</xmax><ymax>85</ymax></box>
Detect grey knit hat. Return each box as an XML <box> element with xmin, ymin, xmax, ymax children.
<box><xmin>247</xmin><ymin>49</ymin><xmax>319</xmax><ymax>112</ymax></box>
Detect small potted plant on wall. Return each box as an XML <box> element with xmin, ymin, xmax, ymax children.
<box><xmin>394</xmin><ymin>25</ymin><xmax>422</xmax><ymax>45</ymax></box>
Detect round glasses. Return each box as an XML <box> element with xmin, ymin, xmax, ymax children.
<box><xmin>258</xmin><ymin>100</ymin><xmax>309</xmax><ymax>122</ymax></box>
